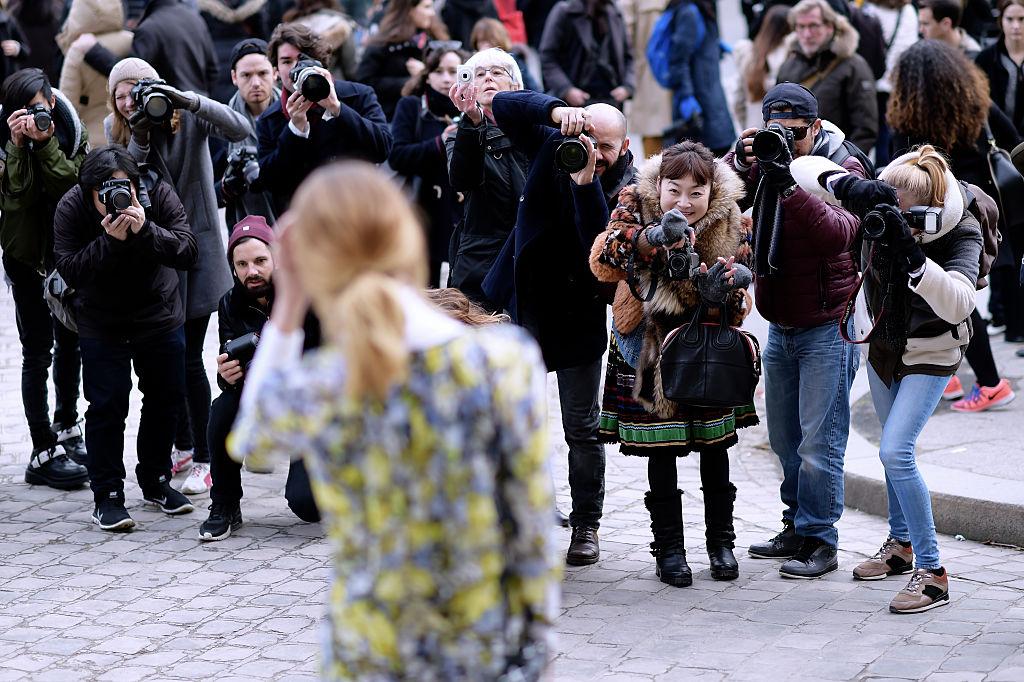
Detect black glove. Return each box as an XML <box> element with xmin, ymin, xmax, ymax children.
<box><xmin>128</xmin><ymin>109</ymin><xmax>155</xmax><ymax>134</ymax></box>
<box><xmin>888</xmin><ymin>209</ymin><xmax>926</xmax><ymax>272</ymax></box>
<box><xmin>646</xmin><ymin>208</ymin><xmax>694</xmax><ymax>247</ymax></box>
<box><xmin>698</xmin><ymin>261</ymin><xmax>753</xmax><ymax>303</ymax></box>
<box><xmin>761</xmin><ymin>158</ymin><xmax>795</xmax><ymax>191</ymax></box>
<box><xmin>147</xmin><ymin>83</ymin><xmax>200</xmax><ymax>112</ymax></box>
<box><xmin>733</xmin><ymin>136</ymin><xmax>751</xmax><ymax>167</ymax></box>
<box><xmin>832</xmin><ymin>175</ymin><xmax>899</xmax><ymax>216</ymax></box>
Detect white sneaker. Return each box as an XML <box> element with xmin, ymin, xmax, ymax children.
<box><xmin>171</xmin><ymin>448</ymin><xmax>194</xmax><ymax>475</ymax></box>
<box><xmin>180</xmin><ymin>463</ymin><xmax>211</xmax><ymax>495</ymax></box>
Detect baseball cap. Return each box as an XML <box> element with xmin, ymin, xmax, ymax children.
<box><xmin>762</xmin><ymin>82</ymin><xmax>819</xmax><ymax>122</ymax></box>
<box><xmin>230</xmin><ymin>38</ymin><xmax>269</xmax><ymax>71</ymax></box>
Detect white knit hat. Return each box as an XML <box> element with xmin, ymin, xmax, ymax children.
<box><xmin>108</xmin><ymin>58</ymin><xmax>160</xmax><ymax>95</ymax></box>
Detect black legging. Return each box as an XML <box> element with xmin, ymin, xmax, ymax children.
<box><xmin>648</xmin><ymin>448</ymin><xmax>730</xmax><ymax>497</ymax></box>
<box><xmin>173</xmin><ymin>315</ymin><xmax>212</xmax><ymax>463</ymax></box>
<box><xmin>965</xmin><ymin>308</ymin><xmax>1000</xmax><ymax>388</ymax></box>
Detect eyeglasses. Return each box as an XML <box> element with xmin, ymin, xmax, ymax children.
<box><xmin>785</xmin><ymin>125</ymin><xmax>811</xmax><ymax>140</ymax></box>
<box><xmin>474</xmin><ymin>66</ymin><xmax>512</xmax><ymax>80</ymax></box>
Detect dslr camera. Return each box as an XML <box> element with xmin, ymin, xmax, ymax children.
<box><xmin>291</xmin><ymin>55</ymin><xmax>331</xmax><ymax>102</ymax></box>
<box><xmin>647</xmin><ymin>208</ymin><xmax>700</xmax><ymax>280</ymax></box>
<box><xmin>224</xmin><ymin>331</ymin><xmax>259</xmax><ymax>366</ymax></box>
<box><xmin>752</xmin><ymin>123</ymin><xmax>795</xmax><ymax>162</ymax></box>
<box><xmin>98</xmin><ymin>178</ymin><xmax>133</xmax><ymax>218</ymax></box>
<box><xmin>554</xmin><ymin>135</ymin><xmax>595</xmax><ymax>173</ymax></box>
<box><xmin>861</xmin><ymin>204</ymin><xmax>942</xmax><ymax>242</ymax></box>
<box><xmin>25</xmin><ymin>103</ymin><xmax>52</xmax><ymax>132</ymax></box>
<box><xmin>130</xmin><ymin>78</ymin><xmax>173</xmax><ymax>124</ymax></box>
<box><xmin>223</xmin><ymin>146</ymin><xmax>260</xmax><ymax>196</ymax></box>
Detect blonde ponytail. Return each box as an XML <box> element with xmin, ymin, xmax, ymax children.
<box><xmin>879</xmin><ymin>144</ymin><xmax>950</xmax><ymax>207</ymax></box>
<box><xmin>286</xmin><ymin>162</ymin><xmax>429</xmax><ymax>401</ymax></box>
<box><xmin>328</xmin><ymin>273</ymin><xmax>409</xmax><ymax>400</ymax></box>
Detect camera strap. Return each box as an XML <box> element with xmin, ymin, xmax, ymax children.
<box><xmin>627</xmin><ymin>228</ymin><xmax>659</xmax><ymax>303</ymax></box>
<box><xmin>840</xmin><ymin>243</ymin><xmax>888</xmax><ymax>345</ymax></box>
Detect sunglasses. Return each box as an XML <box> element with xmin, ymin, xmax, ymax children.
<box><xmin>785</xmin><ymin>125</ymin><xmax>812</xmax><ymax>141</ymax></box>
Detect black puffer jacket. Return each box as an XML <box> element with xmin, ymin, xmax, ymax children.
<box><xmin>355</xmin><ymin>38</ymin><xmax>424</xmax><ymax>120</ymax></box>
<box><xmin>445</xmin><ymin>114</ymin><xmax>529</xmax><ymax>310</ymax></box>
<box><xmin>53</xmin><ymin>180</ymin><xmax>198</xmax><ymax>341</ymax></box>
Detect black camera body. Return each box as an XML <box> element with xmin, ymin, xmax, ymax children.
<box><xmin>554</xmin><ymin>135</ymin><xmax>594</xmax><ymax>174</ymax></box>
<box><xmin>224</xmin><ymin>331</ymin><xmax>260</xmax><ymax>365</ymax></box>
<box><xmin>98</xmin><ymin>178</ymin><xmax>133</xmax><ymax>218</ymax></box>
<box><xmin>25</xmin><ymin>103</ymin><xmax>52</xmax><ymax>132</ymax></box>
<box><xmin>292</xmin><ymin>55</ymin><xmax>331</xmax><ymax>102</ymax></box>
<box><xmin>665</xmin><ymin>241</ymin><xmax>701</xmax><ymax>280</ymax></box>
<box><xmin>752</xmin><ymin>123</ymin><xmax>795</xmax><ymax>162</ymax></box>
<box><xmin>223</xmin><ymin>146</ymin><xmax>260</xmax><ymax>196</ymax></box>
<box><xmin>130</xmin><ymin>78</ymin><xmax>173</xmax><ymax>124</ymax></box>
<box><xmin>862</xmin><ymin>204</ymin><xmax>942</xmax><ymax>242</ymax></box>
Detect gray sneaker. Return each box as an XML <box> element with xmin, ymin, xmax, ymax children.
<box><xmin>889</xmin><ymin>568</ymin><xmax>950</xmax><ymax>614</ymax></box>
<box><xmin>853</xmin><ymin>537</ymin><xmax>914</xmax><ymax>581</ymax></box>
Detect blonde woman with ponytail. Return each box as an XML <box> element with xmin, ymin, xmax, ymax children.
<box><xmin>229</xmin><ymin>162</ymin><xmax>559</xmax><ymax>680</ymax></box>
<box><xmin>805</xmin><ymin>145</ymin><xmax>984</xmax><ymax>614</ymax></box>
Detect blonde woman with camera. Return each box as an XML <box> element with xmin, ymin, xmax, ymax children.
<box><xmin>804</xmin><ymin>145</ymin><xmax>984</xmax><ymax>613</ymax></box>
<box><xmin>229</xmin><ymin>162</ymin><xmax>559</xmax><ymax>680</ymax></box>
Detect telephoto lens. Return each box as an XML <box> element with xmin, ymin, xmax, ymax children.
<box><xmin>861</xmin><ymin>209</ymin><xmax>889</xmax><ymax>241</ymax></box>
<box><xmin>130</xmin><ymin>79</ymin><xmax>173</xmax><ymax>124</ymax></box>
<box><xmin>554</xmin><ymin>137</ymin><xmax>591</xmax><ymax>173</ymax></box>
<box><xmin>99</xmin><ymin>179</ymin><xmax>134</xmax><ymax>217</ymax></box>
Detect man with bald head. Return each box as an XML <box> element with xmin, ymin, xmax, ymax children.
<box><xmin>483</xmin><ymin>89</ymin><xmax>637</xmax><ymax>567</ymax></box>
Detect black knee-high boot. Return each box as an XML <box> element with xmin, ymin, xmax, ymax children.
<box><xmin>645</xmin><ymin>489</ymin><xmax>692</xmax><ymax>587</ymax></box>
<box><xmin>700</xmin><ymin>450</ymin><xmax>738</xmax><ymax>580</ymax></box>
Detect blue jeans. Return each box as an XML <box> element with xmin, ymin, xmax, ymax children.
<box><xmin>866</xmin><ymin>365</ymin><xmax>946</xmax><ymax>569</ymax></box>
<box><xmin>763</xmin><ymin>321</ymin><xmax>859</xmax><ymax>547</ymax></box>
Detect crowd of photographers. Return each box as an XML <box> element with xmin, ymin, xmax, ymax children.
<box><xmin>1</xmin><ymin>0</ymin><xmax>1023</xmax><ymax>645</ymax></box>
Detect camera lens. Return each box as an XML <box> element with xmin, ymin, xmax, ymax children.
<box><xmin>861</xmin><ymin>210</ymin><xmax>887</xmax><ymax>241</ymax></box>
<box><xmin>752</xmin><ymin>129</ymin><xmax>785</xmax><ymax>162</ymax></box>
<box><xmin>554</xmin><ymin>138</ymin><xmax>589</xmax><ymax>173</ymax></box>
<box><xmin>299</xmin><ymin>71</ymin><xmax>331</xmax><ymax>102</ymax></box>
<box><xmin>33</xmin><ymin>111</ymin><xmax>51</xmax><ymax>132</ymax></box>
<box><xmin>144</xmin><ymin>94</ymin><xmax>171</xmax><ymax>122</ymax></box>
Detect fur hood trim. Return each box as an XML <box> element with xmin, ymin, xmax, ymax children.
<box><xmin>881</xmin><ymin>151</ymin><xmax>964</xmax><ymax>244</ymax></box>
<box><xmin>783</xmin><ymin>14</ymin><xmax>859</xmax><ymax>61</ymax></box>
<box><xmin>57</xmin><ymin>0</ymin><xmax>125</xmax><ymax>52</ymax></box>
<box><xmin>197</xmin><ymin>0</ymin><xmax>268</xmax><ymax>24</ymax></box>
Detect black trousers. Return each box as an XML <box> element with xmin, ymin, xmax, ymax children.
<box><xmin>3</xmin><ymin>255</ymin><xmax>81</xmax><ymax>450</ymax></box>
<box><xmin>556</xmin><ymin>357</ymin><xmax>606</xmax><ymax>529</ymax></box>
<box><xmin>79</xmin><ymin>326</ymin><xmax>185</xmax><ymax>499</ymax></box>
<box><xmin>208</xmin><ymin>389</ymin><xmax>320</xmax><ymax>522</ymax></box>
<box><xmin>173</xmin><ymin>315</ymin><xmax>212</xmax><ymax>463</ymax></box>
<box><xmin>965</xmin><ymin>309</ymin><xmax>1000</xmax><ymax>388</ymax></box>
<box><xmin>648</xmin><ymin>449</ymin><xmax>730</xmax><ymax>497</ymax></box>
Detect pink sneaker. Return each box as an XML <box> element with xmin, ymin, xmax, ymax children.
<box><xmin>942</xmin><ymin>376</ymin><xmax>964</xmax><ymax>401</ymax></box>
<box><xmin>170</xmin><ymin>448</ymin><xmax>193</xmax><ymax>475</ymax></box>
<box><xmin>951</xmin><ymin>379</ymin><xmax>1015</xmax><ymax>413</ymax></box>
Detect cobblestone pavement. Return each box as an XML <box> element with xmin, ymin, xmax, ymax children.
<box><xmin>3</xmin><ymin>281</ymin><xmax>1024</xmax><ymax>681</ymax></box>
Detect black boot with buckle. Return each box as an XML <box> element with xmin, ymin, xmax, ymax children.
<box><xmin>645</xmin><ymin>490</ymin><xmax>692</xmax><ymax>587</ymax></box>
<box><xmin>704</xmin><ymin>483</ymin><xmax>739</xmax><ymax>580</ymax></box>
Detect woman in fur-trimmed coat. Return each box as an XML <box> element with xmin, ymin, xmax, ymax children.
<box><xmin>590</xmin><ymin>141</ymin><xmax>757</xmax><ymax>588</ymax></box>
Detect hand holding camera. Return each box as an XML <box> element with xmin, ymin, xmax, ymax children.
<box><xmin>831</xmin><ymin>175</ymin><xmax>899</xmax><ymax>217</ymax></box>
<box><xmin>551</xmin><ymin>106</ymin><xmax>592</xmax><ymax>137</ymax></box>
<box><xmin>145</xmin><ymin>82</ymin><xmax>199</xmax><ymax>113</ymax></box>
<box><xmin>646</xmin><ymin>208</ymin><xmax>694</xmax><ymax>248</ymax></box>
<box><xmin>448</xmin><ymin>82</ymin><xmax>483</xmax><ymax>124</ymax></box>
<box><xmin>291</xmin><ymin>55</ymin><xmax>336</xmax><ymax>108</ymax></box>
<box><xmin>222</xmin><ymin>146</ymin><xmax>260</xmax><ymax>199</ymax></box>
<box><xmin>862</xmin><ymin>204</ymin><xmax>925</xmax><ymax>271</ymax></box>
<box><xmin>286</xmin><ymin>89</ymin><xmax>316</xmax><ymax>134</ymax></box>
<box><xmin>217</xmin><ymin>353</ymin><xmax>245</xmax><ymax>386</ymax></box>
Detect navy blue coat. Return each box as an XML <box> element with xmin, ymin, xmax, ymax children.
<box><xmin>255</xmin><ymin>80</ymin><xmax>392</xmax><ymax>215</ymax></box>
<box><xmin>483</xmin><ymin>90</ymin><xmax>635</xmax><ymax>370</ymax></box>
<box><xmin>666</xmin><ymin>1</ymin><xmax>735</xmax><ymax>152</ymax></box>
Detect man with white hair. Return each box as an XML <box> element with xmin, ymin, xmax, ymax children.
<box><xmin>446</xmin><ymin>48</ymin><xmax>530</xmax><ymax>310</ymax></box>
<box><xmin>481</xmin><ymin>86</ymin><xmax>637</xmax><ymax>566</ymax></box>
<box><xmin>776</xmin><ymin>0</ymin><xmax>878</xmax><ymax>153</ymax></box>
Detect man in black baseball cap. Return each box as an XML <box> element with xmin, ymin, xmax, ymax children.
<box><xmin>216</xmin><ymin>38</ymin><xmax>279</xmax><ymax>228</ymax></box>
<box><xmin>726</xmin><ymin>80</ymin><xmax>870</xmax><ymax>581</ymax></box>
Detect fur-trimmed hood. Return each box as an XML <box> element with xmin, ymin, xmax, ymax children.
<box><xmin>632</xmin><ymin>154</ymin><xmax>749</xmax><ymax>317</ymax></box>
<box><xmin>57</xmin><ymin>0</ymin><xmax>125</xmax><ymax>52</ymax></box>
<box><xmin>783</xmin><ymin>13</ymin><xmax>859</xmax><ymax>61</ymax></box>
<box><xmin>197</xmin><ymin>0</ymin><xmax>268</xmax><ymax>24</ymax></box>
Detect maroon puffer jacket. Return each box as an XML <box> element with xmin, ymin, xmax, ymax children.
<box><xmin>724</xmin><ymin>151</ymin><xmax>864</xmax><ymax>328</ymax></box>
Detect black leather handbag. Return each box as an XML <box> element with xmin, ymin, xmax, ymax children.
<box><xmin>659</xmin><ymin>302</ymin><xmax>762</xmax><ymax>409</ymax></box>
<box><xmin>984</xmin><ymin>121</ymin><xmax>1024</xmax><ymax>235</ymax></box>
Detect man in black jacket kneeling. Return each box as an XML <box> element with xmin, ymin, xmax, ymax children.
<box><xmin>199</xmin><ymin>216</ymin><xmax>321</xmax><ymax>541</ymax></box>
<box><xmin>53</xmin><ymin>145</ymin><xmax>198</xmax><ymax>531</ymax></box>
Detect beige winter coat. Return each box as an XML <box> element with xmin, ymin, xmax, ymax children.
<box><xmin>731</xmin><ymin>40</ymin><xmax>789</xmax><ymax>132</ymax></box>
<box><xmin>57</xmin><ymin>0</ymin><xmax>133</xmax><ymax>145</ymax></box>
<box><xmin>620</xmin><ymin>0</ymin><xmax>672</xmax><ymax>138</ymax></box>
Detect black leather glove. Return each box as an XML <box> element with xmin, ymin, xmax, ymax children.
<box><xmin>888</xmin><ymin>209</ymin><xmax>926</xmax><ymax>272</ymax></box>
<box><xmin>762</xmin><ymin>159</ymin><xmax>796</xmax><ymax>191</ymax></box>
<box><xmin>646</xmin><ymin>208</ymin><xmax>694</xmax><ymax>247</ymax></box>
<box><xmin>128</xmin><ymin>109</ymin><xmax>155</xmax><ymax>134</ymax></box>
<box><xmin>147</xmin><ymin>83</ymin><xmax>200</xmax><ymax>112</ymax></box>
<box><xmin>733</xmin><ymin>136</ymin><xmax>751</xmax><ymax>167</ymax></box>
<box><xmin>698</xmin><ymin>261</ymin><xmax>753</xmax><ymax>303</ymax></box>
<box><xmin>832</xmin><ymin>175</ymin><xmax>900</xmax><ymax>216</ymax></box>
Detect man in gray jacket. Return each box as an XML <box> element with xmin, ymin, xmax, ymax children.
<box><xmin>220</xmin><ymin>38</ymin><xmax>278</xmax><ymax>228</ymax></box>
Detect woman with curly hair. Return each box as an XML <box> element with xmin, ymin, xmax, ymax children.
<box><xmin>590</xmin><ymin>142</ymin><xmax>757</xmax><ymax>587</ymax></box>
<box><xmin>887</xmin><ymin>39</ymin><xmax>1020</xmax><ymax>412</ymax></box>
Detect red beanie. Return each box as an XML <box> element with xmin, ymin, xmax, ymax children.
<box><xmin>227</xmin><ymin>216</ymin><xmax>275</xmax><ymax>261</ymax></box>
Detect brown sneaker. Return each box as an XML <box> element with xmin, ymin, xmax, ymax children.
<box><xmin>889</xmin><ymin>568</ymin><xmax>950</xmax><ymax>614</ymax></box>
<box><xmin>853</xmin><ymin>537</ymin><xmax>914</xmax><ymax>581</ymax></box>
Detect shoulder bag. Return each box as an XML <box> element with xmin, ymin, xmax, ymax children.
<box><xmin>659</xmin><ymin>301</ymin><xmax>761</xmax><ymax>409</ymax></box>
<box><xmin>983</xmin><ymin>120</ymin><xmax>1024</xmax><ymax>234</ymax></box>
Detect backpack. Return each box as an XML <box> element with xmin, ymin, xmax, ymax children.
<box><xmin>962</xmin><ymin>182</ymin><xmax>1001</xmax><ymax>289</ymax></box>
<box><xmin>646</xmin><ymin>2</ymin><xmax>704</xmax><ymax>89</ymax></box>
<box><xmin>828</xmin><ymin>139</ymin><xmax>875</xmax><ymax>182</ymax></box>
